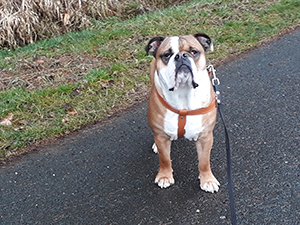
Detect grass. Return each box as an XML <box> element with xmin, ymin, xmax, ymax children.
<box><xmin>1</xmin><ymin>0</ymin><xmax>300</xmax><ymax>159</ymax></box>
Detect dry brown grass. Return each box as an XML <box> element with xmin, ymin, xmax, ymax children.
<box><xmin>0</xmin><ymin>0</ymin><xmax>185</xmax><ymax>49</ymax></box>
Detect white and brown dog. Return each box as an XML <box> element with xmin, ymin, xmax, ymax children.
<box><xmin>145</xmin><ymin>33</ymin><xmax>219</xmax><ymax>193</ymax></box>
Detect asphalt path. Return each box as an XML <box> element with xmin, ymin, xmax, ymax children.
<box><xmin>1</xmin><ymin>29</ymin><xmax>300</xmax><ymax>225</ymax></box>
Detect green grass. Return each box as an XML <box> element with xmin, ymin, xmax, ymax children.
<box><xmin>1</xmin><ymin>0</ymin><xmax>300</xmax><ymax>159</ymax></box>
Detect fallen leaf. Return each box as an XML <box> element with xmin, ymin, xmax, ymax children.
<box><xmin>62</xmin><ymin>117</ymin><xmax>69</xmax><ymax>123</ymax></box>
<box><xmin>62</xmin><ymin>103</ymin><xmax>77</xmax><ymax>115</ymax></box>
<box><xmin>14</xmin><ymin>126</ymin><xmax>24</xmax><ymax>131</ymax></box>
<box><xmin>6</xmin><ymin>113</ymin><xmax>14</xmax><ymax>121</ymax></box>
<box><xmin>100</xmin><ymin>82</ymin><xmax>109</xmax><ymax>88</ymax></box>
<box><xmin>68</xmin><ymin>110</ymin><xmax>77</xmax><ymax>115</ymax></box>
<box><xmin>99</xmin><ymin>80</ymin><xmax>114</xmax><ymax>88</ymax></box>
<box><xmin>65</xmin><ymin>105</ymin><xmax>78</xmax><ymax>115</ymax></box>
<box><xmin>36</xmin><ymin>59</ymin><xmax>44</xmax><ymax>64</ymax></box>
<box><xmin>0</xmin><ymin>113</ymin><xmax>14</xmax><ymax>126</ymax></box>
<box><xmin>0</xmin><ymin>119</ymin><xmax>12</xmax><ymax>126</ymax></box>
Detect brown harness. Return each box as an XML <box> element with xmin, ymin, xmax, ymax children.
<box><xmin>155</xmin><ymin>87</ymin><xmax>217</xmax><ymax>138</ymax></box>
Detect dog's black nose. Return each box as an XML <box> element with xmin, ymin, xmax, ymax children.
<box><xmin>175</xmin><ymin>52</ymin><xmax>188</xmax><ymax>61</ymax></box>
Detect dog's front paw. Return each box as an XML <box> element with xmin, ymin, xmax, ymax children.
<box><xmin>199</xmin><ymin>174</ymin><xmax>220</xmax><ymax>193</ymax></box>
<box><xmin>155</xmin><ymin>175</ymin><xmax>175</xmax><ymax>188</ymax></box>
<box><xmin>200</xmin><ymin>181</ymin><xmax>220</xmax><ymax>193</ymax></box>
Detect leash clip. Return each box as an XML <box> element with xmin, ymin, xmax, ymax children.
<box><xmin>207</xmin><ymin>65</ymin><xmax>221</xmax><ymax>104</ymax></box>
<box><xmin>207</xmin><ymin>65</ymin><xmax>220</xmax><ymax>86</ymax></box>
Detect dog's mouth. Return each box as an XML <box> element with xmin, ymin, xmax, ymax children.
<box><xmin>169</xmin><ymin>64</ymin><xmax>199</xmax><ymax>91</ymax></box>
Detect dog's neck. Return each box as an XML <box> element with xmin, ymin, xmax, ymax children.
<box><xmin>155</xmin><ymin>69</ymin><xmax>213</xmax><ymax>111</ymax></box>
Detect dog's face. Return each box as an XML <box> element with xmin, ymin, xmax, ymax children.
<box><xmin>145</xmin><ymin>33</ymin><xmax>213</xmax><ymax>91</ymax></box>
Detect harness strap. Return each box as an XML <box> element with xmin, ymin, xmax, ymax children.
<box><xmin>178</xmin><ymin>109</ymin><xmax>188</xmax><ymax>138</ymax></box>
<box><xmin>155</xmin><ymin>88</ymin><xmax>217</xmax><ymax>138</ymax></box>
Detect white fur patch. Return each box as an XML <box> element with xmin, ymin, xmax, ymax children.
<box><xmin>169</xmin><ymin>36</ymin><xmax>179</xmax><ymax>53</ymax></box>
<box><xmin>152</xmin><ymin>143</ymin><xmax>158</xmax><ymax>154</ymax></box>
<box><xmin>156</xmin><ymin>36</ymin><xmax>179</xmax><ymax>91</ymax></box>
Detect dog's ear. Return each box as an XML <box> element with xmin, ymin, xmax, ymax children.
<box><xmin>193</xmin><ymin>33</ymin><xmax>213</xmax><ymax>52</ymax></box>
<box><xmin>145</xmin><ymin>36</ymin><xmax>165</xmax><ymax>57</ymax></box>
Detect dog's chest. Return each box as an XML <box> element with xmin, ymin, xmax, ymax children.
<box><xmin>162</xmin><ymin>87</ymin><xmax>208</xmax><ymax>141</ymax></box>
<box><xmin>164</xmin><ymin>111</ymin><xmax>203</xmax><ymax>141</ymax></box>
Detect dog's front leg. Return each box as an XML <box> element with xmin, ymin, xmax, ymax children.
<box><xmin>196</xmin><ymin>131</ymin><xmax>220</xmax><ymax>193</ymax></box>
<box><xmin>154</xmin><ymin>134</ymin><xmax>174</xmax><ymax>188</ymax></box>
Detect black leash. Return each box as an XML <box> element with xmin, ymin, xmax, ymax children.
<box><xmin>208</xmin><ymin>65</ymin><xmax>237</xmax><ymax>225</ymax></box>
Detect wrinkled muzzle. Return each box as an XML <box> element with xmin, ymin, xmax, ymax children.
<box><xmin>169</xmin><ymin>52</ymin><xmax>199</xmax><ymax>91</ymax></box>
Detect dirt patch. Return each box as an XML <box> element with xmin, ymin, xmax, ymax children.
<box><xmin>1</xmin><ymin>53</ymin><xmax>106</xmax><ymax>90</ymax></box>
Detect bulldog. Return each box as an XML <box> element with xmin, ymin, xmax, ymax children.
<box><xmin>145</xmin><ymin>33</ymin><xmax>219</xmax><ymax>193</ymax></box>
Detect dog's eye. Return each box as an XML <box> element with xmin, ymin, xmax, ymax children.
<box><xmin>190</xmin><ymin>50</ymin><xmax>199</xmax><ymax>56</ymax></box>
<box><xmin>160</xmin><ymin>52</ymin><xmax>173</xmax><ymax>64</ymax></box>
<box><xmin>163</xmin><ymin>52</ymin><xmax>172</xmax><ymax>58</ymax></box>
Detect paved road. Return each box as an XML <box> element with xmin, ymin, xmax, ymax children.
<box><xmin>1</xmin><ymin>29</ymin><xmax>300</xmax><ymax>225</ymax></box>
